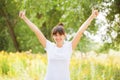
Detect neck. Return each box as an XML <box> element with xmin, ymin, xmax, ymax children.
<box><xmin>56</xmin><ymin>42</ymin><xmax>64</xmax><ymax>48</ymax></box>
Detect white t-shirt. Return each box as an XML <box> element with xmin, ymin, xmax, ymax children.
<box><xmin>44</xmin><ymin>40</ymin><xmax>73</xmax><ymax>80</ymax></box>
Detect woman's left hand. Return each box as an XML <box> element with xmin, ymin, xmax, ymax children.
<box><xmin>91</xmin><ymin>9</ymin><xmax>99</xmax><ymax>18</ymax></box>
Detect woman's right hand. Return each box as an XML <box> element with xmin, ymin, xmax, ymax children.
<box><xmin>19</xmin><ymin>11</ymin><xmax>26</xmax><ymax>19</ymax></box>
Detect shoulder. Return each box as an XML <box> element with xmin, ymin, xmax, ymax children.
<box><xmin>45</xmin><ymin>40</ymin><xmax>55</xmax><ymax>51</ymax></box>
<box><xmin>64</xmin><ymin>41</ymin><xmax>72</xmax><ymax>46</ymax></box>
<box><xmin>64</xmin><ymin>41</ymin><xmax>73</xmax><ymax>53</ymax></box>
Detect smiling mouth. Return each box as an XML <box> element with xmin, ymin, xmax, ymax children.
<box><xmin>56</xmin><ymin>40</ymin><xmax>61</xmax><ymax>41</ymax></box>
<box><xmin>56</xmin><ymin>39</ymin><xmax>62</xmax><ymax>42</ymax></box>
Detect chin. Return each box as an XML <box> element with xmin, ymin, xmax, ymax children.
<box><xmin>56</xmin><ymin>40</ymin><xmax>62</xmax><ymax>43</ymax></box>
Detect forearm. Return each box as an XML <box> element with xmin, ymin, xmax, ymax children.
<box><xmin>72</xmin><ymin>14</ymin><xmax>94</xmax><ymax>50</ymax></box>
<box><xmin>78</xmin><ymin>14</ymin><xmax>94</xmax><ymax>34</ymax></box>
<box><xmin>72</xmin><ymin>10</ymin><xmax>98</xmax><ymax>50</ymax></box>
<box><xmin>22</xmin><ymin>16</ymin><xmax>46</xmax><ymax>47</ymax></box>
<box><xmin>23</xmin><ymin>16</ymin><xmax>40</xmax><ymax>33</ymax></box>
<box><xmin>73</xmin><ymin>15</ymin><xmax>94</xmax><ymax>42</ymax></box>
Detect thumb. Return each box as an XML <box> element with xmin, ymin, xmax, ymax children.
<box><xmin>23</xmin><ymin>10</ymin><xmax>26</xmax><ymax>15</ymax></box>
<box><xmin>92</xmin><ymin>8</ymin><xmax>94</xmax><ymax>14</ymax></box>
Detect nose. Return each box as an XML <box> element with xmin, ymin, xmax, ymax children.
<box><xmin>56</xmin><ymin>35</ymin><xmax>61</xmax><ymax>40</ymax></box>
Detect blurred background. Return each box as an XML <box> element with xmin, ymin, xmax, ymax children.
<box><xmin>0</xmin><ymin>0</ymin><xmax>120</xmax><ymax>80</ymax></box>
<box><xmin>0</xmin><ymin>0</ymin><xmax>120</xmax><ymax>53</ymax></box>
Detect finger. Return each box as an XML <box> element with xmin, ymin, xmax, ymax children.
<box><xmin>95</xmin><ymin>10</ymin><xmax>98</xmax><ymax>16</ymax></box>
<box><xmin>19</xmin><ymin>11</ymin><xmax>23</xmax><ymax>18</ymax></box>
<box><xmin>23</xmin><ymin>10</ymin><xmax>26</xmax><ymax>15</ymax></box>
<box><xmin>23</xmin><ymin>11</ymin><xmax>25</xmax><ymax>16</ymax></box>
<box><xmin>92</xmin><ymin>8</ymin><xmax>94</xmax><ymax>13</ymax></box>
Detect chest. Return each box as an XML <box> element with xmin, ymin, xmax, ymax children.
<box><xmin>47</xmin><ymin>46</ymin><xmax>71</xmax><ymax>60</ymax></box>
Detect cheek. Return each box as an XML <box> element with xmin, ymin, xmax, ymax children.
<box><xmin>52</xmin><ymin>35</ymin><xmax>65</xmax><ymax>41</ymax></box>
<box><xmin>53</xmin><ymin>36</ymin><xmax>59</xmax><ymax>41</ymax></box>
<box><xmin>61</xmin><ymin>36</ymin><xmax>65</xmax><ymax>40</ymax></box>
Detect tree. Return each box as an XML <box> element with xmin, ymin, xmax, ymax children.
<box><xmin>0</xmin><ymin>0</ymin><xmax>20</xmax><ymax>51</ymax></box>
<box><xmin>0</xmin><ymin>0</ymin><xmax>103</xmax><ymax>53</ymax></box>
<box><xmin>97</xmin><ymin>0</ymin><xmax>120</xmax><ymax>52</ymax></box>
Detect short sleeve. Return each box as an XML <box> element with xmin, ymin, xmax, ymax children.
<box><xmin>64</xmin><ymin>41</ymin><xmax>72</xmax><ymax>55</ymax></box>
<box><xmin>44</xmin><ymin>40</ymin><xmax>53</xmax><ymax>51</ymax></box>
<box><xmin>67</xmin><ymin>41</ymin><xmax>72</xmax><ymax>53</ymax></box>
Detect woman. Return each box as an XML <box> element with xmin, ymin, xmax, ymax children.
<box><xmin>19</xmin><ymin>9</ymin><xmax>98</xmax><ymax>80</ymax></box>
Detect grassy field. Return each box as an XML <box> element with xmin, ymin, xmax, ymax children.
<box><xmin>0</xmin><ymin>50</ymin><xmax>120</xmax><ymax>80</ymax></box>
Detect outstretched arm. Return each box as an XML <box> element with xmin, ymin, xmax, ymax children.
<box><xmin>19</xmin><ymin>11</ymin><xmax>47</xmax><ymax>48</ymax></box>
<box><xmin>72</xmin><ymin>10</ymin><xmax>99</xmax><ymax>50</ymax></box>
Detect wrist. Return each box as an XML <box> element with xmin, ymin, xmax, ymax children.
<box><xmin>90</xmin><ymin>14</ymin><xmax>95</xmax><ymax>19</ymax></box>
<box><xmin>22</xmin><ymin>16</ymin><xmax>27</xmax><ymax>20</ymax></box>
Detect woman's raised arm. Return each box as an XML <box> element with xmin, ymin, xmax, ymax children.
<box><xmin>19</xmin><ymin>11</ymin><xmax>47</xmax><ymax>48</ymax></box>
<box><xmin>72</xmin><ymin>10</ymin><xmax>99</xmax><ymax>50</ymax></box>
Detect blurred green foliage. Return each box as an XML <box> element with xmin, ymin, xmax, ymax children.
<box><xmin>0</xmin><ymin>0</ymin><xmax>119</xmax><ymax>53</ymax></box>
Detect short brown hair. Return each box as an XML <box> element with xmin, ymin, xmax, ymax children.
<box><xmin>52</xmin><ymin>23</ymin><xmax>65</xmax><ymax>36</ymax></box>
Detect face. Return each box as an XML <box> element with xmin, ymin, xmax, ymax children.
<box><xmin>53</xmin><ymin>33</ymin><xmax>65</xmax><ymax>44</ymax></box>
